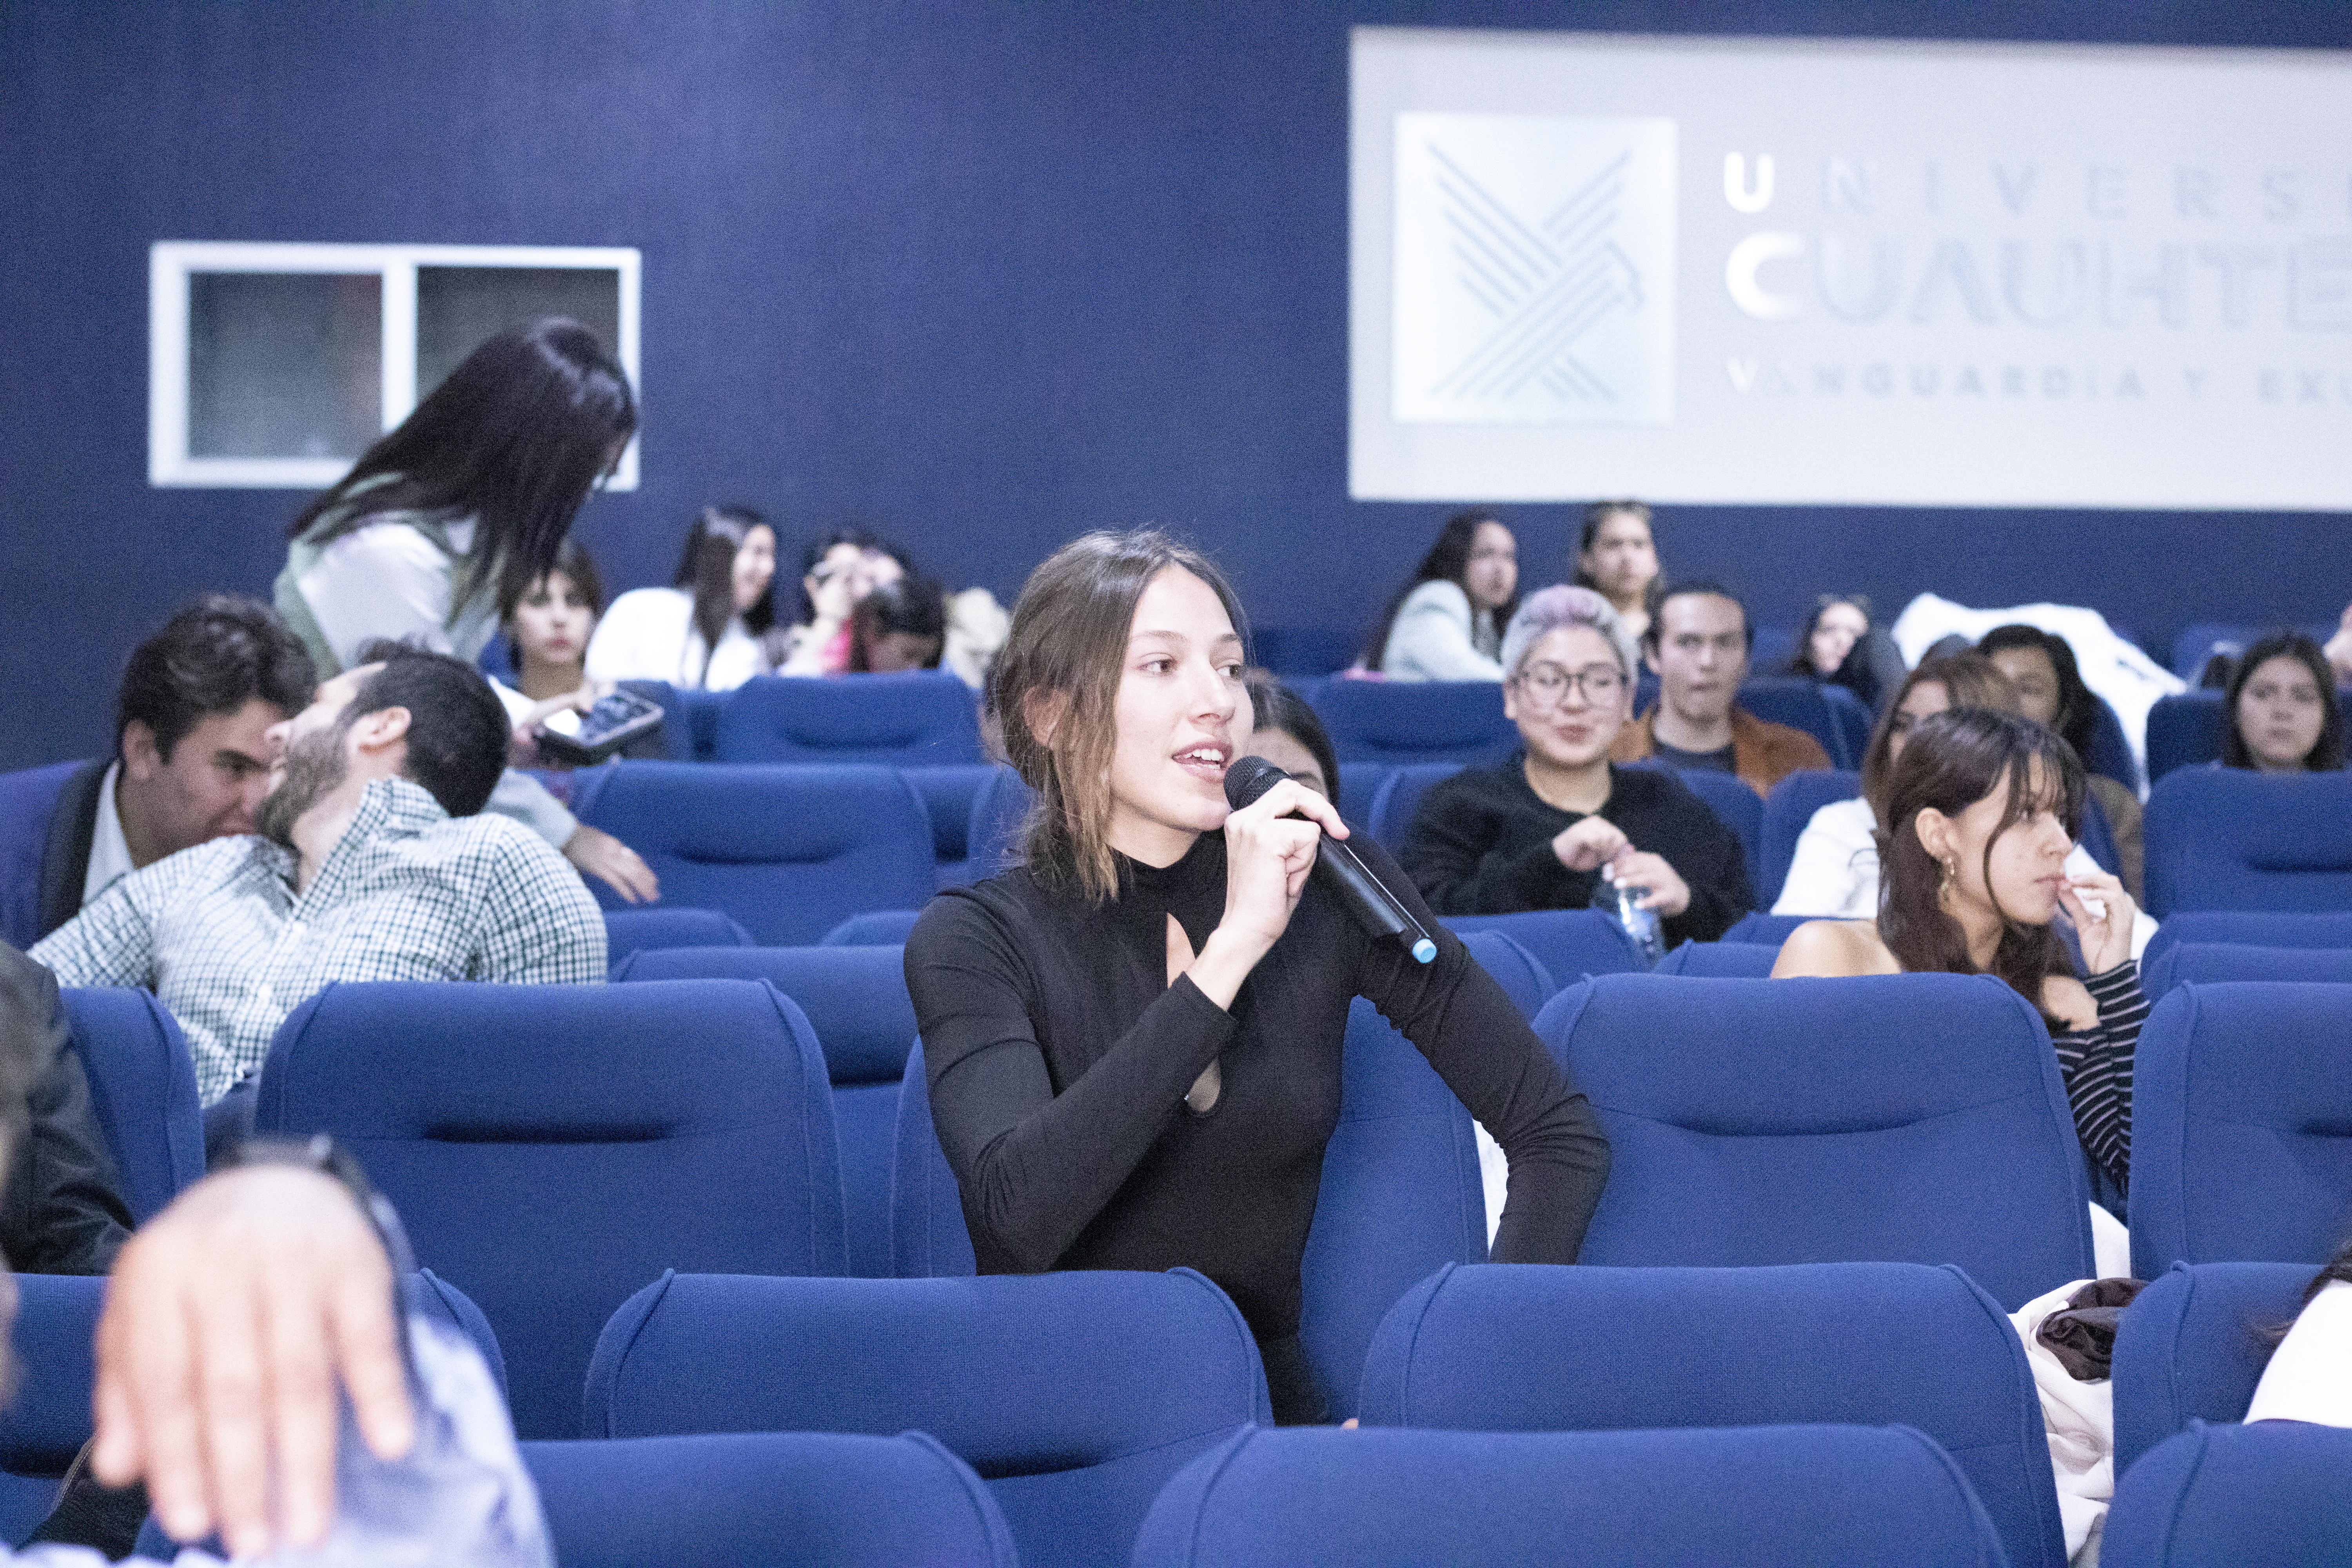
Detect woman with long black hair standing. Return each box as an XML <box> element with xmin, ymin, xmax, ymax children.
<box><xmin>273</xmin><ymin>318</ymin><xmax>656</xmax><ymax>902</ymax></box>
<box><xmin>903</xmin><ymin>530</ymin><xmax>1608</xmax><ymax>1425</ymax></box>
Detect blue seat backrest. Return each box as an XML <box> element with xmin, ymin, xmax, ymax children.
<box><xmin>888</xmin><ymin>1039</ymin><xmax>975</xmax><ymax>1279</ymax></box>
<box><xmin>59</xmin><ymin>987</ymin><xmax>203</xmax><ymax>1221</ymax></box>
<box><xmin>2110</xmin><ymin>1260</ymin><xmax>2310</xmax><ymax>1476</ymax></box>
<box><xmin>1358</xmin><ymin>1259</ymin><xmax>2063</xmax><ymax>1568</ymax></box>
<box><xmin>900</xmin><ymin>763</ymin><xmax>995</xmax><ymax>881</ymax></box>
<box><xmin>822</xmin><ymin>909</ymin><xmax>923</xmax><ymax>946</ymax></box>
<box><xmin>1307</xmin><ymin>681</ymin><xmax>1518</xmax><ymax>765</ymax></box>
<box><xmin>0</xmin><ymin>761</ymin><xmax>82</xmax><ymax>951</ymax></box>
<box><xmin>2127</xmin><ymin>982</ymin><xmax>2352</xmax><ymax>1281</ymax></box>
<box><xmin>963</xmin><ymin>764</ymin><xmax>1034</xmax><ymax>884</ymax></box>
<box><xmin>2104</xmin><ymin>1421</ymin><xmax>2352</xmax><ymax>1567</ymax></box>
<box><xmin>1252</xmin><ymin>626</ymin><xmax>1359</xmax><ymax>678</ymax></box>
<box><xmin>1535</xmin><ymin>972</ymin><xmax>2094</xmax><ymax>1309</ymax></box>
<box><xmin>2078</xmin><ymin>785</ymin><xmax>2123</xmax><ymax>879</ymax></box>
<box><xmin>1454</xmin><ymin>930</ymin><xmax>1555</xmax><ymax>1020</ymax></box>
<box><xmin>1439</xmin><ymin>911</ymin><xmax>1641</xmax><ymax>984</ymax></box>
<box><xmin>2081</xmin><ymin>693</ymin><xmax>2141</xmax><ymax>793</ymax></box>
<box><xmin>523</xmin><ymin>1430</ymin><xmax>1017</xmax><ymax>1568</ymax></box>
<box><xmin>1632</xmin><ymin>762</ymin><xmax>1763</xmax><ymax>893</ymax></box>
<box><xmin>1735</xmin><ymin>679</ymin><xmax>1849</xmax><ymax>768</ymax></box>
<box><xmin>612</xmin><ymin>945</ymin><xmax>915</xmax><ymax>1279</ymax></box>
<box><xmin>1758</xmin><ymin>769</ymin><xmax>1862</xmax><ymax>908</ymax></box>
<box><xmin>2140</xmin><ymin>911</ymin><xmax>2352</xmax><ymax>975</ymax></box>
<box><xmin>2146</xmin><ymin>692</ymin><xmax>2227</xmax><ymax>784</ymax></box>
<box><xmin>2142</xmin><ymin>941</ymin><xmax>2352</xmax><ymax>998</ymax></box>
<box><xmin>1655</xmin><ymin>941</ymin><xmax>1778</xmax><ymax>977</ymax></box>
<box><xmin>584</xmin><ymin>1269</ymin><xmax>1267</xmax><ymax>1567</ymax></box>
<box><xmin>1134</xmin><ymin>1423</ymin><xmax>2009</xmax><ymax>1568</ymax></box>
<box><xmin>572</xmin><ymin>762</ymin><xmax>937</xmax><ymax>945</ymax></box>
<box><xmin>2143</xmin><ymin>767</ymin><xmax>2352</xmax><ymax>917</ymax></box>
<box><xmin>254</xmin><ymin>979</ymin><xmax>846</xmax><ymax>1439</ymax></box>
<box><xmin>711</xmin><ymin>671</ymin><xmax>980</xmax><ymax>765</ymax></box>
<box><xmin>599</xmin><ymin>907</ymin><xmax>753</xmax><ymax>973</ymax></box>
<box><xmin>666</xmin><ymin>686</ymin><xmax>729</xmax><ymax>761</ymax></box>
<box><xmin>1720</xmin><ymin>910</ymin><xmax>1815</xmax><ymax>946</ymax></box>
<box><xmin>2168</xmin><ymin>621</ymin><xmax>2335</xmax><ymax>681</ymax></box>
<box><xmin>1749</xmin><ymin>626</ymin><xmax>1797</xmax><ymax>673</ymax></box>
<box><xmin>1365</xmin><ymin>762</ymin><xmax>1464</xmax><ymax>855</ymax></box>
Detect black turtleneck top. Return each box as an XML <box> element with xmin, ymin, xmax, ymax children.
<box><xmin>904</xmin><ymin>829</ymin><xmax>1609</xmax><ymax>1420</ymax></box>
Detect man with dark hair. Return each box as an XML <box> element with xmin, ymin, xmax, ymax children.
<box><xmin>1611</xmin><ymin>580</ymin><xmax>1830</xmax><ymax>797</ymax></box>
<box><xmin>31</xmin><ymin>642</ymin><xmax>603</xmax><ymax>1107</ymax></box>
<box><xmin>31</xmin><ymin>596</ymin><xmax>316</xmax><ymax>942</ymax></box>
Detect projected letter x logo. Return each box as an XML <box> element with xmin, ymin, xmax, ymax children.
<box><xmin>1423</xmin><ymin>144</ymin><xmax>1646</xmax><ymax>406</ymax></box>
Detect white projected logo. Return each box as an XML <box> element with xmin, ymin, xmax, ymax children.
<box><xmin>1394</xmin><ymin>114</ymin><xmax>1677</xmax><ymax>425</ymax></box>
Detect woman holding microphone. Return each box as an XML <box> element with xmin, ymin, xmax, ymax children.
<box><xmin>903</xmin><ymin>530</ymin><xmax>1608</xmax><ymax>1424</ymax></box>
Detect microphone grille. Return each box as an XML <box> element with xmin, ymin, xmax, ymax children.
<box><xmin>1223</xmin><ymin>754</ymin><xmax>1288</xmax><ymax>810</ymax></box>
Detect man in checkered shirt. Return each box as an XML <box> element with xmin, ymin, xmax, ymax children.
<box><xmin>33</xmin><ymin>642</ymin><xmax>605</xmax><ymax>1107</ymax></box>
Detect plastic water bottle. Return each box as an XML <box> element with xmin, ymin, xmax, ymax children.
<box><xmin>1592</xmin><ymin>865</ymin><xmax>1665</xmax><ymax>968</ymax></box>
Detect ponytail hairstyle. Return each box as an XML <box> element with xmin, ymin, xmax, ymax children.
<box><xmin>1876</xmin><ymin>707</ymin><xmax>2085</xmax><ymax>1024</ymax></box>
<box><xmin>993</xmin><ymin>530</ymin><xmax>1247</xmax><ymax>901</ymax></box>
<box><xmin>671</xmin><ymin>506</ymin><xmax>777</xmax><ymax>671</ymax></box>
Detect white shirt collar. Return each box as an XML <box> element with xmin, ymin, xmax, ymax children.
<box><xmin>81</xmin><ymin>760</ymin><xmax>136</xmax><ymax>908</ymax></box>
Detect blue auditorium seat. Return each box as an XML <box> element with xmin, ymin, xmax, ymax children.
<box><xmin>1758</xmin><ymin>768</ymin><xmax>1862</xmax><ymax>909</ymax></box>
<box><xmin>58</xmin><ymin>987</ymin><xmax>203</xmax><ymax>1222</ymax></box>
<box><xmin>253</xmin><ymin>980</ymin><xmax>846</xmax><ymax>1439</ymax></box>
<box><xmin>2145</xmin><ymin>692</ymin><xmax>2226</xmax><ymax>783</ymax></box>
<box><xmin>1358</xmin><ymin>1260</ymin><xmax>2064</xmax><ymax>1568</ymax></box>
<box><xmin>2140</xmin><ymin>910</ymin><xmax>2352</xmax><ymax>973</ymax></box>
<box><xmin>1749</xmin><ymin>625</ymin><xmax>1798</xmax><ymax>674</ymax></box>
<box><xmin>2103</xmin><ymin>1421</ymin><xmax>2352</xmax><ymax>1567</ymax></box>
<box><xmin>902</xmin><ymin>762</ymin><xmax>995</xmax><ymax>885</ymax></box>
<box><xmin>1535</xmin><ymin>973</ymin><xmax>2095</xmax><ymax>1308</ymax></box>
<box><xmin>1654</xmin><ymin>941</ymin><xmax>1777</xmax><ymax>976</ymax></box>
<box><xmin>1631</xmin><ymin>760</ymin><xmax>1763</xmax><ymax>893</ymax></box>
<box><xmin>599</xmin><ymin>907</ymin><xmax>753</xmax><ymax>972</ymax></box>
<box><xmin>962</xmin><ymin>764</ymin><xmax>1033</xmax><ymax>884</ymax></box>
<box><xmin>571</xmin><ymin>762</ymin><xmax>937</xmax><ymax>945</ymax></box>
<box><xmin>1720</xmin><ymin>910</ymin><xmax>1815</xmax><ymax>946</ymax></box>
<box><xmin>2141</xmin><ymin>940</ymin><xmax>2352</xmax><ymax>997</ymax></box>
<box><xmin>610</xmin><ymin>944</ymin><xmax>915</xmax><ymax>1279</ymax></box>
<box><xmin>2077</xmin><ymin>787</ymin><xmax>2124</xmax><ymax>880</ymax></box>
<box><xmin>1364</xmin><ymin>761</ymin><xmax>1462</xmax><ymax>854</ymax></box>
<box><xmin>1133</xmin><ymin>1423</ymin><xmax>2010</xmax><ymax>1568</ymax></box>
<box><xmin>2080</xmin><ymin>692</ymin><xmax>2142</xmax><ymax>793</ymax></box>
<box><xmin>712</xmin><ymin>671</ymin><xmax>981</xmax><ymax>765</ymax></box>
<box><xmin>821</xmin><ymin>909</ymin><xmax>922</xmax><ymax>945</ymax></box>
<box><xmin>2127</xmin><ymin>982</ymin><xmax>2352</xmax><ymax>1281</ymax></box>
<box><xmin>523</xmin><ymin>1431</ymin><xmax>1017</xmax><ymax>1568</ymax></box>
<box><xmin>888</xmin><ymin>1040</ymin><xmax>974</xmax><ymax>1279</ymax></box>
<box><xmin>1252</xmin><ymin>626</ymin><xmax>1358</xmax><ymax>678</ymax></box>
<box><xmin>1332</xmin><ymin>759</ymin><xmax>1390</xmax><ymax>836</ymax></box>
<box><xmin>1439</xmin><ymin>911</ymin><xmax>1642</xmax><ymax>983</ymax></box>
<box><xmin>2110</xmin><ymin>1260</ymin><xmax>2310</xmax><ymax>1476</ymax></box>
<box><xmin>1307</xmin><ymin>680</ymin><xmax>1518</xmax><ymax>765</ymax></box>
<box><xmin>0</xmin><ymin>761</ymin><xmax>84</xmax><ymax>951</ymax></box>
<box><xmin>2169</xmin><ymin>621</ymin><xmax>2336</xmax><ymax>681</ymax></box>
<box><xmin>1455</xmin><ymin>929</ymin><xmax>1554</xmax><ymax>1020</ymax></box>
<box><xmin>665</xmin><ymin>685</ymin><xmax>729</xmax><ymax>761</ymax></box>
<box><xmin>1736</xmin><ymin>678</ymin><xmax>1857</xmax><ymax>769</ymax></box>
<box><xmin>2142</xmin><ymin>767</ymin><xmax>2352</xmax><ymax>916</ymax></box>
<box><xmin>584</xmin><ymin>1269</ymin><xmax>1266</xmax><ymax>1566</ymax></box>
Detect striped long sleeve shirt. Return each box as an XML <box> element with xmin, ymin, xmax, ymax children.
<box><xmin>2049</xmin><ymin>960</ymin><xmax>2148</xmax><ymax>1194</ymax></box>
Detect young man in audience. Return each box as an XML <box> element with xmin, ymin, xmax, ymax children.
<box><xmin>1610</xmin><ymin>581</ymin><xmax>1831</xmax><ymax>796</ymax></box>
<box><xmin>31</xmin><ymin>597</ymin><xmax>315</xmax><ymax>942</ymax></box>
<box><xmin>31</xmin><ymin>642</ymin><xmax>605</xmax><ymax>1115</ymax></box>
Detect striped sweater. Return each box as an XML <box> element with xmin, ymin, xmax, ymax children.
<box><xmin>2049</xmin><ymin>960</ymin><xmax>2147</xmax><ymax>1194</ymax></box>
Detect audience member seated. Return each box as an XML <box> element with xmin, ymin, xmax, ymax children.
<box><xmin>1401</xmin><ymin>586</ymin><xmax>1753</xmax><ymax>943</ymax></box>
<box><xmin>0</xmin><ymin>942</ymin><xmax>133</xmax><ymax>1275</ymax></box>
<box><xmin>844</xmin><ymin>575</ymin><xmax>948</xmax><ymax>673</ymax></box>
<box><xmin>1242</xmin><ymin>672</ymin><xmax>1339</xmax><ymax>800</ymax></box>
<box><xmin>585</xmin><ymin>506</ymin><xmax>778</xmax><ymax>691</ymax></box>
<box><xmin>31</xmin><ymin>644</ymin><xmax>605</xmax><ymax>1109</ymax></box>
<box><xmin>31</xmin><ymin>597</ymin><xmax>314</xmax><ymax>943</ymax></box>
<box><xmin>1773</xmin><ymin>708</ymin><xmax>2147</xmax><ymax>1197</ymax></box>
<box><xmin>1980</xmin><ymin>624</ymin><xmax>2145</xmax><ymax>897</ymax></box>
<box><xmin>495</xmin><ymin>537</ymin><xmax>604</xmax><ymax>723</ymax></box>
<box><xmin>1782</xmin><ymin>592</ymin><xmax>1905</xmax><ymax>715</ymax></box>
<box><xmin>272</xmin><ymin>317</ymin><xmax>653</xmax><ymax>905</ymax></box>
<box><xmin>1611</xmin><ymin>580</ymin><xmax>1832</xmax><ymax>796</ymax></box>
<box><xmin>2327</xmin><ymin>601</ymin><xmax>2352</xmax><ymax>687</ymax></box>
<box><xmin>1570</xmin><ymin>499</ymin><xmax>1661</xmax><ymax>644</ymax></box>
<box><xmin>943</xmin><ymin>585</ymin><xmax>1011</xmax><ymax>693</ymax></box>
<box><xmin>2220</xmin><ymin>632</ymin><xmax>2345</xmax><ymax>775</ymax></box>
<box><xmin>1365</xmin><ymin>509</ymin><xmax>1518</xmax><ymax>681</ymax></box>
<box><xmin>2246</xmin><ymin>1236</ymin><xmax>2352</xmax><ymax>1428</ymax></box>
<box><xmin>776</xmin><ymin>529</ymin><xmax>911</xmax><ymax>675</ymax></box>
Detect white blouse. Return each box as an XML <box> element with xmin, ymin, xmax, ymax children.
<box><xmin>585</xmin><ymin>588</ymin><xmax>768</xmax><ymax>691</ymax></box>
<box><xmin>2246</xmin><ymin>1280</ymin><xmax>2352</xmax><ymax>1427</ymax></box>
<box><xmin>1379</xmin><ymin>580</ymin><xmax>1503</xmax><ymax>682</ymax></box>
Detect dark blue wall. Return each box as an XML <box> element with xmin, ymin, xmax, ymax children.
<box><xmin>2</xmin><ymin>2</ymin><xmax>2345</xmax><ymax>769</ymax></box>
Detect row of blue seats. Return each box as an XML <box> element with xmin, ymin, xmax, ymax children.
<box><xmin>18</xmin><ymin>1248</ymin><xmax>2341</xmax><ymax>1565</ymax></box>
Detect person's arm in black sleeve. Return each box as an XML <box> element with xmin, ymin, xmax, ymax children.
<box><xmin>905</xmin><ymin>894</ymin><xmax>1234</xmax><ymax>1273</ymax></box>
<box><xmin>0</xmin><ymin>943</ymin><xmax>135</xmax><ymax>1275</ymax></box>
<box><xmin>1400</xmin><ymin>771</ymin><xmax>1589</xmax><ymax>916</ymax></box>
<box><xmin>1350</xmin><ymin>838</ymin><xmax>1609</xmax><ymax>1264</ymax></box>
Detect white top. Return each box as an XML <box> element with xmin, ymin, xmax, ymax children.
<box><xmin>1380</xmin><ymin>580</ymin><xmax>1503</xmax><ymax>682</ymax></box>
<box><xmin>585</xmin><ymin>587</ymin><xmax>768</xmax><ymax>691</ymax></box>
<box><xmin>80</xmin><ymin>761</ymin><xmax>134</xmax><ymax>908</ymax></box>
<box><xmin>290</xmin><ymin>518</ymin><xmax>575</xmax><ymax>846</ymax></box>
<box><xmin>2246</xmin><ymin>1279</ymin><xmax>2352</xmax><ymax>1427</ymax></box>
<box><xmin>1772</xmin><ymin>795</ymin><xmax>2156</xmax><ymax>958</ymax></box>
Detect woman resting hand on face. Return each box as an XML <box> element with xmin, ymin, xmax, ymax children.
<box><xmin>1772</xmin><ymin>708</ymin><xmax>2149</xmax><ymax>1196</ymax></box>
<box><xmin>902</xmin><ymin>532</ymin><xmax>1609</xmax><ymax>1425</ymax></box>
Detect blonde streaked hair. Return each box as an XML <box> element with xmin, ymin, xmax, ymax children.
<box><xmin>993</xmin><ymin>530</ymin><xmax>1248</xmax><ymax>901</ymax></box>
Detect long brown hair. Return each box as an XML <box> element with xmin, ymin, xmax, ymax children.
<box><xmin>1860</xmin><ymin>651</ymin><xmax>2020</xmax><ymax>820</ymax></box>
<box><xmin>993</xmin><ymin>530</ymin><xmax>1247</xmax><ymax>901</ymax></box>
<box><xmin>1877</xmin><ymin>708</ymin><xmax>2085</xmax><ymax>1022</ymax></box>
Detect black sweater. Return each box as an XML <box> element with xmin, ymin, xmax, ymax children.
<box><xmin>904</xmin><ymin>830</ymin><xmax>1608</xmax><ymax>1419</ymax></box>
<box><xmin>1400</xmin><ymin>759</ymin><xmax>1755</xmax><ymax>946</ymax></box>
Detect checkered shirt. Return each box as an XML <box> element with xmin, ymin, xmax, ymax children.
<box><xmin>31</xmin><ymin>778</ymin><xmax>606</xmax><ymax>1104</ymax></box>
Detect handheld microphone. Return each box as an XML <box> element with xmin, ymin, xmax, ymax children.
<box><xmin>1223</xmin><ymin>755</ymin><xmax>1437</xmax><ymax>964</ymax></box>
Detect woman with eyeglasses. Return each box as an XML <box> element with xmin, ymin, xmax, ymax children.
<box><xmin>1399</xmin><ymin>586</ymin><xmax>1754</xmax><ymax>942</ymax></box>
